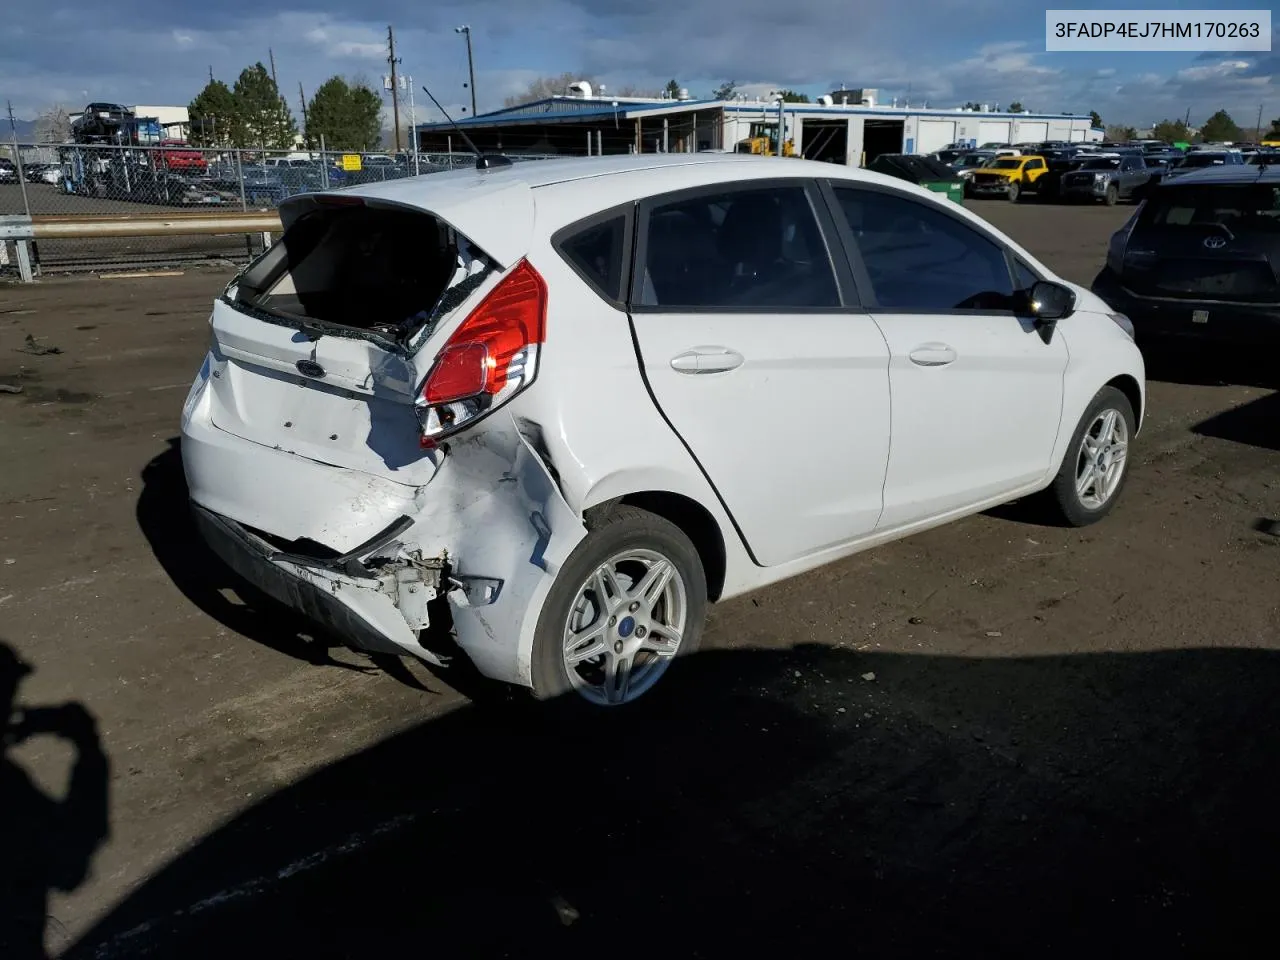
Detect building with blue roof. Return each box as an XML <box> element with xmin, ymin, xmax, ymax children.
<box><xmin>414</xmin><ymin>83</ymin><xmax>1103</xmax><ymax>165</ymax></box>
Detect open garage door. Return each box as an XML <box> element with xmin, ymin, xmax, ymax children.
<box><xmin>801</xmin><ymin>120</ymin><xmax>849</xmax><ymax>163</ymax></box>
<box><xmin>863</xmin><ymin>119</ymin><xmax>903</xmax><ymax>164</ymax></box>
<box><xmin>1016</xmin><ymin>120</ymin><xmax>1049</xmax><ymax>144</ymax></box>
<box><xmin>978</xmin><ymin>120</ymin><xmax>1010</xmax><ymax>145</ymax></box>
<box><xmin>916</xmin><ymin>120</ymin><xmax>957</xmax><ymax>155</ymax></box>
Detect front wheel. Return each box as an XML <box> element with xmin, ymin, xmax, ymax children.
<box><xmin>1007</xmin><ymin>181</ymin><xmax>1021</xmax><ymax>202</ymax></box>
<box><xmin>1044</xmin><ymin>386</ymin><xmax>1136</xmax><ymax>527</ymax></box>
<box><xmin>531</xmin><ymin>506</ymin><xmax>708</xmax><ymax>707</ymax></box>
<box><xmin>1104</xmin><ymin>183</ymin><xmax>1119</xmax><ymax>206</ymax></box>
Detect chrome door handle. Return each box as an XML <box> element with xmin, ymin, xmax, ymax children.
<box><xmin>908</xmin><ymin>343</ymin><xmax>958</xmax><ymax>367</ymax></box>
<box><xmin>670</xmin><ymin>347</ymin><xmax>745</xmax><ymax>374</ymax></box>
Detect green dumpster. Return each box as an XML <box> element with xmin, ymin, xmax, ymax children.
<box><xmin>867</xmin><ymin>153</ymin><xmax>966</xmax><ymax>205</ymax></box>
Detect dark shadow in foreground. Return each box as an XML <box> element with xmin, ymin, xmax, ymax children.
<box><xmin>1</xmin><ymin>641</ymin><xmax>109</xmax><ymax>960</ymax></box>
<box><xmin>135</xmin><ymin>438</ymin><xmax>436</xmax><ymax>693</ymax></box>
<box><xmin>66</xmin><ymin>644</ymin><xmax>1280</xmax><ymax>959</ymax></box>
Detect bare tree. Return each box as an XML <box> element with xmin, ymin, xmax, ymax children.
<box><xmin>34</xmin><ymin>105</ymin><xmax>72</xmax><ymax>143</ymax></box>
<box><xmin>503</xmin><ymin>73</ymin><xmax>597</xmax><ymax>107</ymax></box>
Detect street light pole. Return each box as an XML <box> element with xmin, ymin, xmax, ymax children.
<box><xmin>456</xmin><ymin>25</ymin><xmax>477</xmax><ymax>116</ymax></box>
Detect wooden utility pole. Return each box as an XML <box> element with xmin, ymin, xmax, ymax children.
<box><xmin>299</xmin><ymin>83</ymin><xmax>309</xmax><ymax>127</ymax></box>
<box><xmin>208</xmin><ymin>66</ymin><xmax>215</xmax><ymax>84</ymax></box>
<box><xmin>1255</xmin><ymin>103</ymin><xmax>1264</xmax><ymax>141</ymax></box>
<box><xmin>387</xmin><ymin>25</ymin><xmax>403</xmax><ymax>152</ymax></box>
<box><xmin>268</xmin><ymin>48</ymin><xmax>279</xmax><ymax>87</ymax></box>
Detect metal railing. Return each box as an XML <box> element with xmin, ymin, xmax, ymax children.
<box><xmin>0</xmin><ymin>142</ymin><xmax>558</xmax><ymax>277</ymax></box>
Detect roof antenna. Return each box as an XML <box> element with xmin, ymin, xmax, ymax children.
<box><xmin>420</xmin><ymin>82</ymin><xmax>512</xmax><ymax>170</ymax></box>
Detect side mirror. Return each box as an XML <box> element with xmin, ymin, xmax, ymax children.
<box><xmin>1029</xmin><ymin>280</ymin><xmax>1076</xmax><ymax>322</ymax></box>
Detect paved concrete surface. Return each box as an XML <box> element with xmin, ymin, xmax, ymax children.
<box><xmin>0</xmin><ymin>199</ymin><xmax>1277</xmax><ymax>958</ymax></box>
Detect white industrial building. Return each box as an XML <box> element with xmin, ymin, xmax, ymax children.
<box><xmin>415</xmin><ymin>83</ymin><xmax>1102</xmax><ymax>163</ymax></box>
<box><xmin>723</xmin><ymin>89</ymin><xmax>1103</xmax><ymax>165</ymax></box>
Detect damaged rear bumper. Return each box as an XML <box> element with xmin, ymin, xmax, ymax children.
<box><xmin>193</xmin><ymin>504</ymin><xmax>442</xmax><ymax>658</ymax></box>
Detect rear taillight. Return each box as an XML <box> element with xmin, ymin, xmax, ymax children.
<box><xmin>415</xmin><ymin>259</ymin><xmax>547</xmax><ymax>448</ymax></box>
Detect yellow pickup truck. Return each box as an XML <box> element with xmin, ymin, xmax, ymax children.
<box><xmin>964</xmin><ymin>154</ymin><xmax>1049</xmax><ymax>202</ymax></box>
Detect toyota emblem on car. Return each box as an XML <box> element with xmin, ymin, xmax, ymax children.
<box><xmin>1203</xmin><ymin>235</ymin><xmax>1227</xmax><ymax>249</ymax></box>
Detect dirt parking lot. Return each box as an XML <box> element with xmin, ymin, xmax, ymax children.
<box><xmin>1</xmin><ymin>199</ymin><xmax>1278</xmax><ymax>958</ymax></box>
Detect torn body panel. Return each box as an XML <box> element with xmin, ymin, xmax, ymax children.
<box><xmin>183</xmin><ymin>358</ymin><xmax>585</xmax><ymax>684</ymax></box>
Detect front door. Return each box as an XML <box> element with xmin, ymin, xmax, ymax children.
<box><xmin>827</xmin><ymin>183</ymin><xmax>1068</xmax><ymax>529</ymax></box>
<box><xmin>628</xmin><ymin>179</ymin><xmax>892</xmax><ymax>567</ymax></box>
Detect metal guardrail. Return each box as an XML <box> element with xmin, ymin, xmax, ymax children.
<box><xmin>1</xmin><ymin>212</ymin><xmax>283</xmax><ymax>282</ymax></box>
<box><xmin>0</xmin><ymin>142</ymin><xmax>561</xmax><ymax>279</ymax></box>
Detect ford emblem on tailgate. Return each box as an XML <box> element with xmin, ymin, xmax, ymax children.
<box><xmin>296</xmin><ymin>359</ymin><xmax>326</xmax><ymax>378</ymax></box>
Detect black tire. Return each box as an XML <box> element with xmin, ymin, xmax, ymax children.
<box><xmin>1104</xmin><ymin>183</ymin><xmax>1119</xmax><ymax>206</ymax></box>
<box><xmin>1043</xmin><ymin>386</ymin><xmax>1136</xmax><ymax>527</ymax></box>
<box><xmin>530</xmin><ymin>505</ymin><xmax>708</xmax><ymax>707</ymax></box>
<box><xmin>1007</xmin><ymin>181</ymin><xmax>1021</xmax><ymax>202</ymax></box>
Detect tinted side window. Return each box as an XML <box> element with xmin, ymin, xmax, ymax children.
<box><xmin>558</xmin><ymin>215</ymin><xmax>627</xmax><ymax>303</ymax></box>
<box><xmin>1014</xmin><ymin>259</ymin><xmax>1039</xmax><ymax>291</ymax></box>
<box><xmin>638</xmin><ymin>184</ymin><xmax>839</xmax><ymax>309</ymax></box>
<box><xmin>1027</xmin><ymin>158</ymin><xmax>1044</xmax><ymax>170</ymax></box>
<box><xmin>834</xmin><ymin>186</ymin><xmax>1016</xmax><ymax>311</ymax></box>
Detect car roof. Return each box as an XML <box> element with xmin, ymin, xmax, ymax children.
<box><xmin>1157</xmin><ymin>165</ymin><xmax>1280</xmax><ymax>186</ymax></box>
<box><xmin>290</xmin><ymin>153</ymin><xmax>997</xmax><ymax>266</ymax></box>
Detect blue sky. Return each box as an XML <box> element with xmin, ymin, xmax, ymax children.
<box><xmin>1</xmin><ymin>0</ymin><xmax>1275</xmax><ymax>131</ymax></box>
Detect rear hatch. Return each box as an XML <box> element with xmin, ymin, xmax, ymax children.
<box><xmin>207</xmin><ymin>184</ymin><xmax>532</xmax><ymax>480</ymax></box>
<box><xmin>1121</xmin><ymin>180</ymin><xmax>1280</xmax><ymax>302</ymax></box>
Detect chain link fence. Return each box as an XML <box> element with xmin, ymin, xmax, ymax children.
<box><xmin>0</xmin><ymin>142</ymin><xmax>557</xmax><ymax>277</ymax></box>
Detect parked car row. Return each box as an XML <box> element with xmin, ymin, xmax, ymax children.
<box><xmin>928</xmin><ymin>140</ymin><xmax>1265</xmax><ymax>206</ymax></box>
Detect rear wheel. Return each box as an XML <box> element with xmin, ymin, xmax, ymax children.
<box><xmin>531</xmin><ymin>506</ymin><xmax>708</xmax><ymax>707</ymax></box>
<box><xmin>1044</xmin><ymin>386</ymin><xmax>1135</xmax><ymax>527</ymax></box>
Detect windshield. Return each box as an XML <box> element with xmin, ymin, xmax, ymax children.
<box><xmin>955</xmin><ymin>154</ymin><xmax>989</xmax><ymax>168</ymax></box>
<box><xmin>990</xmin><ymin>158</ymin><xmax>1021</xmax><ymax>170</ymax></box>
<box><xmin>1179</xmin><ymin>154</ymin><xmax>1230</xmax><ymax>168</ymax></box>
<box><xmin>1080</xmin><ymin>158</ymin><xmax>1121</xmax><ymax>170</ymax></box>
<box><xmin>1144</xmin><ymin>184</ymin><xmax>1280</xmax><ymax>231</ymax></box>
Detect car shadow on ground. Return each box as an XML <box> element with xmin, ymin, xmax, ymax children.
<box><xmin>134</xmin><ymin>438</ymin><xmax>438</xmax><ymax>693</ymax></box>
<box><xmin>1192</xmin><ymin>391</ymin><xmax>1280</xmax><ymax>454</ymax></box>
<box><xmin>1142</xmin><ymin>341</ymin><xmax>1280</xmax><ymax>392</ymax></box>
<box><xmin>66</xmin><ymin>642</ymin><xmax>1280</xmax><ymax>960</ymax></box>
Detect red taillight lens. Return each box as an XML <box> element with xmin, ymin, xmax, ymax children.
<box><xmin>416</xmin><ymin>259</ymin><xmax>547</xmax><ymax>445</ymax></box>
<box><xmin>423</xmin><ymin>342</ymin><xmax>491</xmax><ymax>404</ymax></box>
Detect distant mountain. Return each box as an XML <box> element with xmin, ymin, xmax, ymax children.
<box><xmin>7</xmin><ymin>118</ymin><xmax>36</xmax><ymax>140</ymax></box>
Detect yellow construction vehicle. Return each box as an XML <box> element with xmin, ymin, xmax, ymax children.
<box><xmin>735</xmin><ymin>122</ymin><xmax>796</xmax><ymax>157</ymax></box>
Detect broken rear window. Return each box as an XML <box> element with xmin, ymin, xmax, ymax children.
<box><xmin>230</xmin><ymin>203</ymin><xmax>495</xmax><ymax>348</ymax></box>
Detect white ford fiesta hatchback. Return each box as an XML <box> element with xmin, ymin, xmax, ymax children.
<box><xmin>181</xmin><ymin>153</ymin><xmax>1145</xmax><ymax>706</ymax></box>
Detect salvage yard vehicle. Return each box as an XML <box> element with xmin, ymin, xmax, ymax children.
<box><xmin>180</xmin><ymin>153</ymin><xmax>1146</xmax><ymax>707</ymax></box>
<box><xmin>1092</xmin><ymin>165</ymin><xmax>1280</xmax><ymax>346</ymax></box>
<box><xmin>965</xmin><ymin>154</ymin><xmax>1049</xmax><ymax>201</ymax></box>
<box><xmin>867</xmin><ymin>153</ymin><xmax>965</xmax><ymax>204</ymax></box>
<box><xmin>1059</xmin><ymin>154</ymin><xmax>1151</xmax><ymax>205</ymax></box>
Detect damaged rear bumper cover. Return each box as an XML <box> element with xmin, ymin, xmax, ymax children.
<box><xmin>192</xmin><ymin>504</ymin><xmax>442</xmax><ymax>658</ymax></box>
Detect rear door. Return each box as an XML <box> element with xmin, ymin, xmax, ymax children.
<box><xmin>824</xmin><ymin>181</ymin><xmax>1068</xmax><ymax>529</ymax></box>
<box><xmin>626</xmin><ymin>179</ymin><xmax>892</xmax><ymax>567</ymax></box>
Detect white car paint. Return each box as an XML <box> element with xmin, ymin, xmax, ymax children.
<box><xmin>180</xmin><ymin>152</ymin><xmax>1145</xmax><ymax>697</ymax></box>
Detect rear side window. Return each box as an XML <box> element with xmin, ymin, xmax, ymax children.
<box><xmin>636</xmin><ymin>184</ymin><xmax>839</xmax><ymax>310</ymax></box>
<box><xmin>557</xmin><ymin>215</ymin><xmax>628</xmax><ymax>303</ymax></box>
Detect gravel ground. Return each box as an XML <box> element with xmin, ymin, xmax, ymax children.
<box><xmin>0</xmin><ymin>198</ymin><xmax>1276</xmax><ymax>959</ymax></box>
